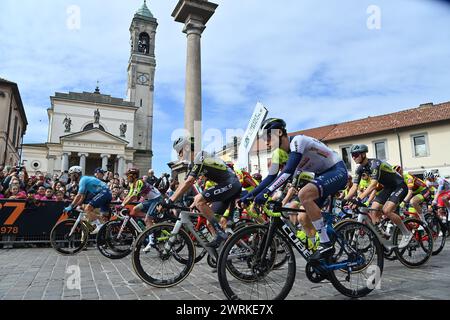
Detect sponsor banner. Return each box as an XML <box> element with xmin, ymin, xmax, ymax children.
<box><xmin>0</xmin><ymin>199</ymin><xmax>136</xmax><ymax>238</ymax></box>
<box><xmin>237</xmin><ymin>102</ymin><xmax>268</xmax><ymax>171</ymax></box>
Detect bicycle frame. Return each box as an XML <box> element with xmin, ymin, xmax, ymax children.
<box><xmin>355</xmin><ymin>209</ymin><xmax>397</xmax><ymax>252</ymax></box>
<box><xmin>163</xmin><ymin>210</ymin><xmax>219</xmax><ymax>259</ymax></box>
<box><xmin>258</xmin><ymin>207</ymin><xmax>363</xmax><ymax>272</ymax></box>
<box><xmin>116</xmin><ymin>212</ymin><xmax>144</xmax><ymax>238</ymax></box>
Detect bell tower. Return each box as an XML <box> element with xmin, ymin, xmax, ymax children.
<box><xmin>127</xmin><ymin>0</ymin><xmax>158</xmax><ymax>171</ymax></box>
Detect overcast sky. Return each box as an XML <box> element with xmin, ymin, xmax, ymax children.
<box><xmin>1</xmin><ymin>0</ymin><xmax>450</xmax><ymax>175</ymax></box>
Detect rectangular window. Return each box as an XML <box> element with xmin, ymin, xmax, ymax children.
<box><xmin>374</xmin><ymin>141</ymin><xmax>387</xmax><ymax>160</ymax></box>
<box><xmin>341</xmin><ymin>146</ymin><xmax>351</xmax><ymax>170</ymax></box>
<box><xmin>412</xmin><ymin>134</ymin><xmax>428</xmax><ymax>157</ymax></box>
<box><xmin>12</xmin><ymin>116</ymin><xmax>18</xmax><ymax>148</ymax></box>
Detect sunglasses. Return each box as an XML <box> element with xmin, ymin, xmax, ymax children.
<box><xmin>351</xmin><ymin>153</ymin><xmax>362</xmax><ymax>158</ymax></box>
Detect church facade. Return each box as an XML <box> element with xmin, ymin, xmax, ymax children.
<box><xmin>22</xmin><ymin>1</ymin><xmax>157</xmax><ymax>176</ymax></box>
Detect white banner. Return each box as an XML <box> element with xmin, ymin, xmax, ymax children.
<box><xmin>237</xmin><ymin>102</ymin><xmax>268</xmax><ymax>171</ymax></box>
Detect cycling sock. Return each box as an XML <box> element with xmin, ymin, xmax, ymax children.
<box><xmin>312</xmin><ymin>219</ymin><xmax>330</xmax><ymax>243</ymax></box>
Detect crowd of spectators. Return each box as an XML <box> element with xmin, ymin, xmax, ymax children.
<box><xmin>0</xmin><ymin>165</ymin><xmax>173</xmax><ymax>203</ymax></box>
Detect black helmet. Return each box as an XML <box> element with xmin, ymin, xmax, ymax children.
<box><xmin>260</xmin><ymin>118</ymin><xmax>286</xmax><ymax>131</ymax></box>
<box><xmin>350</xmin><ymin>144</ymin><xmax>368</xmax><ymax>154</ymax></box>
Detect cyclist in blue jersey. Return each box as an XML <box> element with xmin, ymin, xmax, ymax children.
<box><xmin>63</xmin><ymin>166</ymin><xmax>113</xmax><ymax>234</ymax></box>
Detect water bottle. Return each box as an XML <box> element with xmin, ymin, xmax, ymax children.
<box><xmin>137</xmin><ymin>220</ymin><xmax>146</xmax><ymax>231</ymax></box>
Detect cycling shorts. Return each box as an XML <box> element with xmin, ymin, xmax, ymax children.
<box><xmin>374</xmin><ymin>182</ymin><xmax>408</xmax><ymax>205</ymax></box>
<box><xmin>203</xmin><ymin>180</ymin><xmax>242</xmax><ymax>216</ymax></box>
<box><xmin>88</xmin><ymin>189</ymin><xmax>112</xmax><ymax>214</ymax></box>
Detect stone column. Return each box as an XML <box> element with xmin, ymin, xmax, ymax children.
<box><xmin>172</xmin><ymin>0</ymin><xmax>218</xmax><ymax>150</ymax></box>
<box><xmin>117</xmin><ymin>155</ymin><xmax>126</xmax><ymax>177</ymax></box>
<box><xmin>78</xmin><ymin>153</ymin><xmax>89</xmax><ymax>175</ymax></box>
<box><xmin>101</xmin><ymin>154</ymin><xmax>111</xmax><ymax>171</ymax></box>
<box><xmin>61</xmin><ymin>152</ymin><xmax>70</xmax><ymax>173</ymax></box>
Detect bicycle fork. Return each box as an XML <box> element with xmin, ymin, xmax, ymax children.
<box><xmin>69</xmin><ymin>212</ymin><xmax>85</xmax><ymax>237</ymax></box>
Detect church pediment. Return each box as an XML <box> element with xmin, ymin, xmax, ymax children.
<box><xmin>60</xmin><ymin>128</ymin><xmax>128</xmax><ymax>145</ymax></box>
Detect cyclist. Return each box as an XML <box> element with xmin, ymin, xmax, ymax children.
<box><xmin>121</xmin><ymin>168</ymin><xmax>162</xmax><ymax>252</ymax></box>
<box><xmin>344</xmin><ymin>144</ymin><xmax>412</xmax><ymax>248</ymax></box>
<box><xmin>424</xmin><ymin>171</ymin><xmax>450</xmax><ymax>222</ymax></box>
<box><xmin>393</xmin><ymin>166</ymin><xmax>430</xmax><ymax>221</ymax></box>
<box><xmin>246</xmin><ymin>118</ymin><xmax>348</xmax><ymax>263</ymax></box>
<box><xmin>167</xmin><ymin>136</ymin><xmax>242</xmax><ymax>248</ymax></box>
<box><xmin>63</xmin><ymin>166</ymin><xmax>112</xmax><ymax>234</ymax></box>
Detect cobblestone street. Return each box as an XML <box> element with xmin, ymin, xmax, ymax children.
<box><xmin>1</xmin><ymin>245</ymin><xmax>449</xmax><ymax>300</ymax></box>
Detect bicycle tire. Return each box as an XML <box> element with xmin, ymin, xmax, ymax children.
<box><xmin>425</xmin><ymin>214</ymin><xmax>446</xmax><ymax>256</ymax></box>
<box><xmin>97</xmin><ymin>220</ymin><xmax>138</xmax><ymax>259</ymax></box>
<box><xmin>217</xmin><ymin>224</ymin><xmax>296</xmax><ymax>300</ymax></box>
<box><xmin>50</xmin><ymin>219</ymin><xmax>89</xmax><ymax>255</ymax></box>
<box><xmin>393</xmin><ymin>218</ymin><xmax>433</xmax><ymax>268</ymax></box>
<box><xmin>132</xmin><ymin>223</ymin><xmax>195</xmax><ymax>288</ymax></box>
<box><xmin>329</xmin><ymin>220</ymin><xmax>384</xmax><ymax>298</ymax></box>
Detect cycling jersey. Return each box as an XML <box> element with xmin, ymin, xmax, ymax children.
<box><xmin>78</xmin><ymin>176</ymin><xmax>108</xmax><ymax>196</ymax></box>
<box><xmin>289</xmin><ymin>135</ymin><xmax>342</xmax><ymax>174</ymax></box>
<box><xmin>353</xmin><ymin>159</ymin><xmax>404</xmax><ymax>188</ymax></box>
<box><xmin>403</xmin><ymin>173</ymin><xmax>427</xmax><ymax>195</ymax></box>
<box><xmin>358</xmin><ymin>179</ymin><xmax>370</xmax><ymax>191</ymax></box>
<box><xmin>129</xmin><ymin>179</ymin><xmax>161</xmax><ymax>200</ymax></box>
<box><xmin>189</xmin><ymin>151</ymin><xmax>238</xmax><ymax>184</ymax></box>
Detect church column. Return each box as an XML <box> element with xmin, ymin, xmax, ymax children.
<box><xmin>47</xmin><ymin>155</ymin><xmax>56</xmax><ymax>174</ymax></box>
<box><xmin>61</xmin><ymin>152</ymin><xmax>70</xmax><ymax>173</ymax></box>
<box><xmin>101</xmin><ymin>154</ymin><xmax>111</xmax><ymax>171</ymax></box>
<box><xmin>78</xmin><ymin>153</ymin><xmax>89</xmax><ymax>175</ymax></box>
<box><xmin>117</xmin><ymin>155</ymin><xmax>126</xmax><ymax>177</ymax></box>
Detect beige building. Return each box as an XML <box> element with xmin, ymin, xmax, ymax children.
<box><xmin>250</xmin><ymin>101</ymin><xmax>450</xmax><ymax>178</ymax></box>
<box><xmin>21</xmin><ymin>1</ymin><xmax>158</xmax><ymax>176</ymax></box>
<box><xmin>0</xmin><ymin>78</ymin><xmax>28</xmax><ymax>167</ymax></box>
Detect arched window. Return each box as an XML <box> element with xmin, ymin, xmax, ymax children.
<box><xmin>83</xmin><ymin>123</ymin><xmax>105</xmax><ymax>131</ymax></box>
<box><xmin>138</xmin><ymin>32</ymin><xmax>150</xmax><ymax>54</ymax></box>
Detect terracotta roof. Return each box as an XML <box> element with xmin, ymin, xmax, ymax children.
<box><xmin>291</xmin><ymin>101</ymin><xmax>450</xmax><ymax>142</ymax></box>
<box><xmin>289</xmin><ymin>124</ymin><xmax>337</xmax><ymax>140</ymax></box>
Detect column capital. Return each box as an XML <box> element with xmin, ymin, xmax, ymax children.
<box><xmin>100</xmin><ymin>154</ymin><xmax>111</xmax><ymax>159</ymax></box>
<box><xmin>77</xmin><ymin>152</ymin><xmax>89</xmax><ymax>157</ymax></box>
<box><xmin>62</xmin><ymin>152</ymin><xmax>70</xmax><ymax>156</ymax></box>
<box><xmin>183</xmin><ymin>16</ymin><xmax>206</xmax><ymax>35</ymax></box>
<box><xmin>117</xmin><ymin>155</ymin><xmax>126</xmax><ymax>160</ymax></box>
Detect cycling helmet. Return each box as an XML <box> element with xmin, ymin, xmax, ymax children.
<box><xmin>126</xmin><ymin>168</ymin><xmax>140</xmax><ymax>177</ymax></box>
<box><xmin>350</xmin><ymin>144</ymin><xmax>368</xmax><ymax>154</ymax></box>
<box><xmin>393</xmin><ymin>165</ymin><xmax>402</xmax><ymax>174</ymax></box>
<box><xmin>252</xmin><ymin>173</ymin><xmax>262</xmax><ymax>181</ymax></box>
<box><xmin>423</xmin><ymin>171</ymin><xmax>438</xmax><ymax>179</ymax></box>
<box><xmin>259</xmin><ymin>118</ymin><xmax>287</xmax><ymax>136</ymax></box>
<box><xmin>173</xmin><ymin>136</ymin><xmax>194</xmax><ymax>153</ymax></box>
<box><xmin>226</xmin><ymin>162</ymin><xmax>235</xmax><ymax>170</ymax></box>
<box><xmin>68</xmin><ymin>166</ymin><xmax>82</xmax><ymax>175</ymax></box>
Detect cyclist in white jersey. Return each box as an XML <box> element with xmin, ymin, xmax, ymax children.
<box><xmin>424</xmin><ymin>171</ymin><xmax>450</xmax><ymax>219</ymax></box>
<box><xmin>252</xmin><ymin>118</ymin><xmax>348</xmax><ymax>263</ymax></box>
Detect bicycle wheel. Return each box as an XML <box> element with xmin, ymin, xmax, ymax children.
<box><xmin>217</xmin><ymin>224</ymin><xmax>296</xmax><ymax>300</ymax></box>
<box><xmin>97</xmin><ymin>220</ymin><xmax>137</xmax><ymax>259</ymax></box>
<box><xmin>329</xmin><ymin>220</ymin><xmax>384</xmax><ymax>298</ymax></box>
<box><xmin>50</xmin><ymin>219</ymin><xmax>89</xmax><ymax>255</ymax></box>
<box><xmin>393</xmin><ymin>218</ymin><xmax>433</xmax><ymax>267</ymax></box>
<box><xmin>425</xmin><ymin>214</ymin><xmax>446</xmax><ymax>256</ymax></box>
<box><xmin>132</xmin><ymin>223</ymin><xmax>195</xmax><ymax>288</ymax></box>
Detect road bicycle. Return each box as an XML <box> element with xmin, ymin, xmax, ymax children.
<box><xmin>50</xmin><ymin>208</ymin><xmax>104</xmax><ymax>255</ymax></box>
<box><xmin>337</xmin><ymin>204</ymin><xmax>433</xmax><ymax>268</ymax></box>
<box><xmin>217</xmin><ymin>200</ymin><xmax>384</xmax><ymax>300</ymax></box>
<box><xmin>424</xmin><ymin>204</ymin><xmax>449</xmax><ymax>255</ymax></box>
<box><xmin>131</xmin><ymin>203</ymin><xmax>242</xmax><ymax>288</ymax></box>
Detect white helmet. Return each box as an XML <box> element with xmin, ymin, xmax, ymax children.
<box><xmin>173</xmin><ymin>136</ymin><xmax>193</xmax><ymax>154</ymax></box>
<box><xmin>424</xmin><ymin>171</ymin><xmax>438</xmax><ymax>179</ymax></box>
<box><xmin>68</xmin><ymin>166</ymin><xmax>82</xmax><ymax>175</ymax></box>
